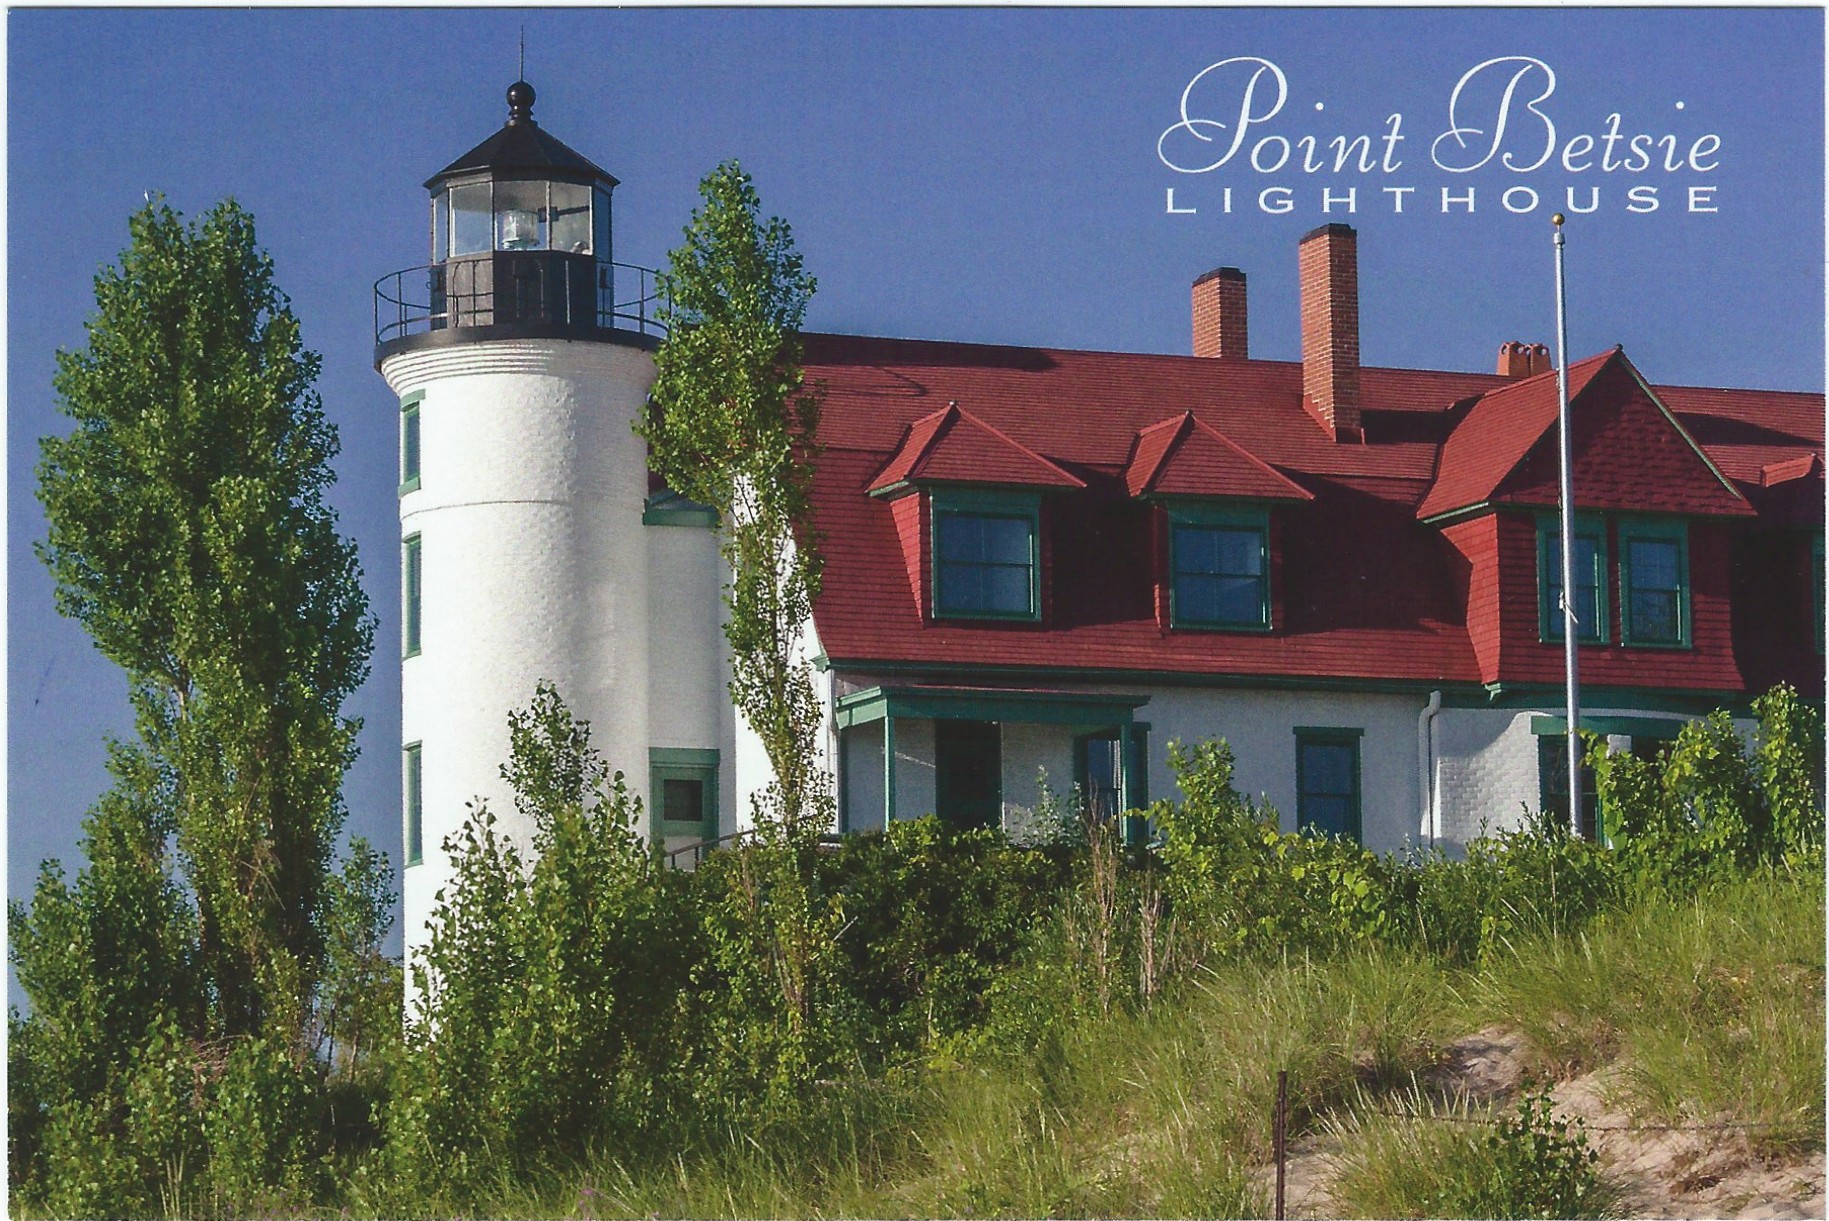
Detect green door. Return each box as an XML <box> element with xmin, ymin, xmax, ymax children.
<box><xmin>935</xmin><ymin>720</ymin><xmax>1001</xmax><ymax>831</ymax></box>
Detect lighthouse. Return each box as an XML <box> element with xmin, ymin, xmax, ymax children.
<box><xmin>375</xmin><ymin>82</ymin><xmax>729</xmax><ymax>967</ymax></box>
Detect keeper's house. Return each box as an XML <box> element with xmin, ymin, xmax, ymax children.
<box><xmin>379</xmin><ymin>87</ymin><xmax>1822</xmax><ymax>960</ymax></box>
<box><xmin>810</xmin><ymin>225</ymin><xmax>1822</xmax><ymax>847</ymax></box>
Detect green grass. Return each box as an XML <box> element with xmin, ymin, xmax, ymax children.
<box><xmin>453</xmin><ymin>868</ymin><xmax>1820</xmax><ymax>1220</ymax></box>
<box><xmin>273</xmin><ymin>867</ymin><xmax>1821</xmax><ymax>1220</ymax></box>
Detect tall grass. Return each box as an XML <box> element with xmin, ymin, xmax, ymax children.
<box><xmin>1472</xmin><ymin>864</ymin><xmax>1825</xmax><ymax>1155</ymax></box>
<box><xmin>455</xmin><ymin>868</ymin><xmax>1821</xmax><ymax>1220</ymax></box>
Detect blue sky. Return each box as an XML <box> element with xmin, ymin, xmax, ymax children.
<box><xmin>8</xmin><ymin>7</ymin><xmax>1823</xmax><ymax>968</ymax></box>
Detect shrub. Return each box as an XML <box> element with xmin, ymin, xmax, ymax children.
<box><xmin>387</xmin><ymin>684</ymin><xmax>700</xmax><ymax>1194</ymax></box>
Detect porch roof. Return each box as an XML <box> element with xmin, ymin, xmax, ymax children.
<box><xmin>835</xmin><ymin>684</ymin><xmax>1149</xmax><ymax>730</ymax></box>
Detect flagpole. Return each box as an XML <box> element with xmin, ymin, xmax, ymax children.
<box><xmin>1552</xmin><ymin>213</ymin><xmax>1582</xmax><ymax>837</ymax></box>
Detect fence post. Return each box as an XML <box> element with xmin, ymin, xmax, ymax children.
<box><xmin>1274</xmin><ymin>1068</ymin><xmax>1288</xmax><ymax>1220</ymax></box>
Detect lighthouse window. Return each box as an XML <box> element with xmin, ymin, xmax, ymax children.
<box><xmin>449</xmin><ymin>183</ymin><xmax>492</xmax><ymax>256</ymax></box>
<box><xmin>400</xmin><ymin>392</ymin><xmax>422</xmax><ymax>493</ymax></box>
<box><xmin>651</xmin><ymin>748</ymin><xmax>720</xmax><ymax>844</ymax></box>
<box><xmin>550</xmin><ymin>182</ymin><xmax>592</xmax><ymax>254</ymax></box>
<box><xmin>404</xmin><ymin>742</ymin><xmax>423</xmax><ymax>867</ymax></box>
<box><xmin>594</xmin><ymin>187</ymin><xmax>612</xmax><ymax>264</ymax></box>
<box><xmin>403</xmin><ymin>533</ymin><xmax>422</xmax><ymax>658</ymax></box>
<box><xmin>494</xmin><ymin>180</ymin><xmax>548</xmax><ymax>251</ymax></box>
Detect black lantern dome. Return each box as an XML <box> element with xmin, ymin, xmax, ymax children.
<box><xmin>375</xmin><ymin>82</ymin><xmax>659</xmax><ymax>361</ymax></box>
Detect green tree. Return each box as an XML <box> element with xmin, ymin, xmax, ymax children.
<box><xmin>12</xmin><ymin>198</ymin><xmax>381</xmax><ymax>1210</ymax></box>
<box><xmin>639</xmin><ymin>159</ymin><xmax>827</xmax><ymax>840</ymax></box>
<box><xmin>637</xmin><ymin>162</ymin><xmax>844</xmax><ymax>1091</ymax></box>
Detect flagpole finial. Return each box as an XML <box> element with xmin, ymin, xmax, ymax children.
<box><xmin>1552</xmin><ymin>212</ymin><xmax>1566</xmax><ymax>227</ymax></box>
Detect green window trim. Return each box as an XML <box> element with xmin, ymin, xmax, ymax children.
<box><xmin>399</xmin><ymin>390</ymin><xmax>423</xmax><ymax>496</ymax></box>
<box><xmin>1618</xmin><ymin>517</ymin><xmax>1690</xmax><ymax>648</ymax></box>
<box><xmin>1294</xmin><ymin>727</ymin><xmax>1363</xmax><ymax>843</ymax></box>
<box><xmin>650</xmin><ymin>747</ymin><xmax>719</xmax><ymax>843</ymax></box>
<box><xmin>403</xmin><ymin>741</ymin><xmax>424</xmax><ymax>868</ymax></box>
<box><xmin>643</xmin><ymin>489</ymin><xmax>719</xmax><ymax>528</ymax></box>
<box><xmin>1165</xmin><ymin>502</ymin><xmax>1272</xmax><ymax>631</ymax></box>
<box><xmin>403</xmin><ymin>533</ymin><xmax>423</xmax><ymax>658</ymax></box>
<box><xmin>1537</xmin><ymin>513</ymin><xmax>1608</xmax><ymax>645</ymax></box>
<box><xmin>930</xmin><ymin>488</ymin><xmax>1043</xmax><ymax>622</ymax></box>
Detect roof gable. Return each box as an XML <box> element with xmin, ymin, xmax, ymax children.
<box><xmin>1420</xmin><ymin>349</ymin><xmax>1752</xmax><ymax>521</ymax></box>
<box><xmin>1124</xmin><ymin>412</ymin><xmax>1312</xmax><ymax>501</ymax></box>
<box><xmin>868</xmin><ymin>402</ymin><xmax>1085</xmax><ymax>494</ymax></box>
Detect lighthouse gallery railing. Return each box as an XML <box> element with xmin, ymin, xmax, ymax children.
<box><xmin>375</xmin><ymin>257</ymin><xmax>665</xmax><ymax>345</ymax></box>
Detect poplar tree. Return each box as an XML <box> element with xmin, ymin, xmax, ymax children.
<box><xmin>638</xmin><ymin>162</ymin><xmax>842</xmax><ymax>1087</ymax></box>
<box><xmin>29</xmin><ymin>197</ymin><xmax>374</xmax><ymax>1042</ymax></box>
<box><xmin>640</xmin><ymin>161</ymin><xmax>827</xmax><ymax>838</ymax></box>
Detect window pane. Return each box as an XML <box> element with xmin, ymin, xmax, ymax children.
<box><xmin>1214</xmin><ymin>528</ymin><xmax>1263</xmax><ymax>576</ymax></box>
<box><xmin>1546</xmin><ymin>533</ymin><xmax>1601</xmax><ymax>640</ymax></box>
<box><xmin>986</xmin><ymin>564</ymin><xmax>1032</xmax><ymax>614</ymax></box>
<box><xmin>1630</xmin><ymin>539</ymin><xmax>1679</xmax><ymax>591</ymax></box>
<box><xmin>1173</xmin><ymin>525</ymin><xmax>1219</xmax><ymax>574</ymax></box>
<box><xmin>494</xmin><ymin>180</ymin><xmax>548</xmax><ymax>250</ymax></box>
<box><xmin>550</xmin><ymin>182</ymin><xmax>592</xmax><ymax>254</ymax></box>
<box><xmin>982</xmin><ymin>517</ymin><xmax>1032</xmax><ymax>565</ymax></box>
<box><xmin>1178</xmin><ymin>573</ymin><xmax>1219</xmax><ymax>623</ymax></box>
<box><xmin>1632</xmin><ymin>589</ymin><xmax>1679</xmax><ymax>643</ymax></box>
<box><xmin>1175</xmin><ymin>524</ymin><xmax>1266</xmax><ymax>625</ymax></box>
<box><xmin>449</xmin><ymin>184</ymin><xmax>492</xmax><ymax>256</ymax></box>
<box><xmin>663</xmin><ymin>778</ymin><xmax>704</xmax><ymax>827</ymax></box>
<box><xmin>1213</xmin><ymin>576</ymin><xmax>1260</xmax><ymax>624</ymax></box>
<box><xmin>936</xmin><ymin>511</ymin><xmax>1035</xmax><ymax>616</ymax></box>
<box><xmin>1302</xmin><ymin>742</ymin><xmax>1354</xmax><ymax>795</ymax></box>
<box><xmin>1082</xmin><ymin>736</ymin><xmax>1121</xmax><ymax>822</ymax></box>
<box><xmin>404</xmin><ymin>537</ymin><xmax>422</xmax><ymax>656</ymax></box>
<box><xmin>432</xmin><ymin>195</ymin><xmax>448</xmax><ymax>263</ymax></box>
<box><xmin>936</xmin><ymin>514</ymin><xmax>982</xmax><ymax>563</ymax></box>
<box><xmin>402</xmin><ymin>406</ymin><xmax>421</xmax><ymax>484</ymax></box>
<box><xmin>404</xmin><ymin>744</ymin><xmax>423</xmax><ymax>866</ymax></box>
<box><xmin>593</xmin><ymin>188</ymin><xmax>613</xmax><ymax>263</ymax></box>
<box><xmin>1301</xmin><ymin>795</ymin><xmax>1350</xmax><ymax>837</ymax></box>
<box><xmin>1627</xmin><ymin>538</ymin><xmax>1681</xmax><ymax>643</ymax></box>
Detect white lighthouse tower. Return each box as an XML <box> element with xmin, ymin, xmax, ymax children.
<box><xmin>375</xmin><ymin>82</ymin><xmax>724</xmax><ymax>966</ymax></box>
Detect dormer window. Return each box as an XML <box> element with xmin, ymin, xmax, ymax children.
<box><xmin>932</xmin><ymin>490</ymin><xmax>1041</xmax><ymax>621</ymax></box>
<box><xmin>1619</xmin><ymin>518</ymin><xmax>1689</xmax><ymax>647</ymax></box>
<box><xmin>1168</xmin><ymin>504</ymin><xmax>1271</xmax><ymax>631</ymax></box>
<box><xmin>1539</xmin><ymin>514</ymin><xmax>1607</xmax><ymax>644</ymax></box>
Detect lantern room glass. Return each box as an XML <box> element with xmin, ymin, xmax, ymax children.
<box><xmin>435</xmin><ymin>181</ymin><xmax>603</xmax><ymax>259</ymax></box>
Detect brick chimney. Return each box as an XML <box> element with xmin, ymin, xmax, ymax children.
<box><xmin>1192</xmin><ymin>266</ymin><xmax>1248</xmax><ymax>358</ymax></box>
<box><xmin>1298</xmin><ymin>223</ymin><xmax>1361</xmax><ymax>440</ymax></box>
<box><xmin>1497</xmin><ymin>341</ymin><xmax>1552</xmax><ymax>378</ymax></box>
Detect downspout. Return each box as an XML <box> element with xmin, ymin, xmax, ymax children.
<box><xmin>1418</xmin><ymin>690</ymin><xmax>1442</xmax><ymax>849</ymax></box>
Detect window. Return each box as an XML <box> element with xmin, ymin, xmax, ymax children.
<box><xmin>400</xmin><ymin>392</ymin><xmax>423</xmax><ymax>494</ymax></box>
<box><xmin>1537</xmin><ymin>735</ymin><xmax>1599</xmax><ymax>841</ymax></box>
<box><xmin>403</xmin><ymin>742</ymin><xmax>423</xmax><ymax>867</ymax></box>
<box><xmin>1076</xmin><ymin>731</ymin><xmax>1123</xmax><ymax>823</ymax></box>
<box><xmin>1539</xmin><ymin>516</ymin><xmax>1607</xmax><ymax>644</ymax></box>
<box><xmin>1619</xmin><ymin>519</ymin><xmax>1689</xmax><ymax>647</ymax></box>
<box><xmin>651</xmin><ymin>748</ymin><xmax>719</xmax><ymax>842</ymax></box>
<box><xmin>932</xmin><ymin>491</ymin><xmax>1041</xmax><ymax>620</ymax></box>
<box><xmin>403</xmin><ymin>534</ymin><xmax>422</xmax><ymax>658</ymax></box>
<box><xmin>1169</xmin><ymin>504</ymin><xmax>1270</xmax><ymax>630</ymax></box>
<box><xmin>1295</xmin><ymin>728</ymin><xmax>1362</xmax><ymax>841</ymax></box>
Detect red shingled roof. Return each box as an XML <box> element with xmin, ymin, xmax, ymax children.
<box><xmin>868</xmin><ymin>401</ymin><xmax>1084</xmax><ymax>494</ymax></box>
<box><xmin>1125</xmin><ymin>412</ymin><xmax>1313</xmax><ymax>501</ymax></box>
<box><xmin>798</xmin><ymin>331</ymin><xmax>1820</xmax><ymax>696</ymax></box>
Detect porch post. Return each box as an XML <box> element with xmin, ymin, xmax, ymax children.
<box><xmin>883</xmin><ymin>713</ymin><xmax>897</xmax><ymax>831</ymax></box>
